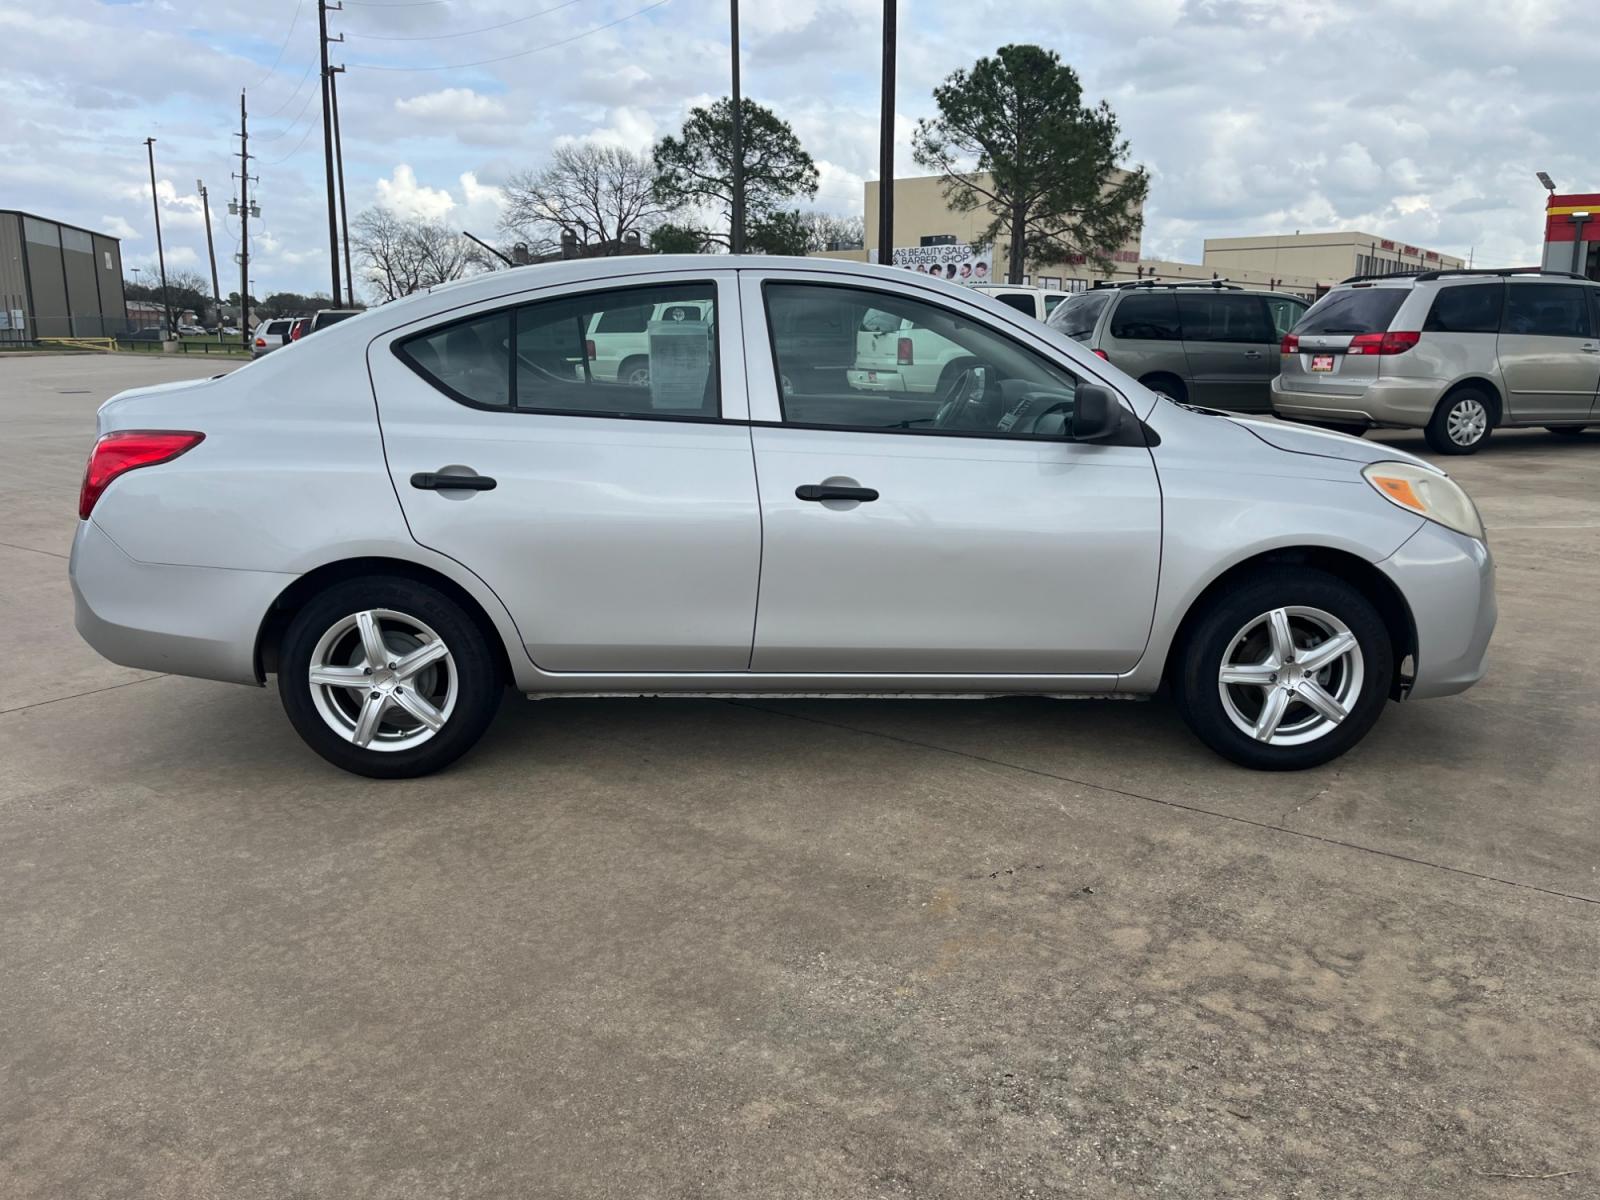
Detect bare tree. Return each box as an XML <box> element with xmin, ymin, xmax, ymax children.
<box><xmin>352</xmin><ymin>206</ymin><xmax>485</xmax><ymax>303</ymax></box>
<box><xmin>798</xmin><ymin>212</ymin><xmax>865</xmax><ymax>253</ymax></box>
<box><xmin>500</xmin><ymin>144</ymin><xmax>667</xmax><ymax>253</ymax></box>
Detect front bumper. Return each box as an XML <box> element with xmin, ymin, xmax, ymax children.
<box><xmin>70</xmin><ymin>519</ymin><xmax>293</xmax><ymax>686</ymax></box>
<box><xmin>1272</xmin><ymin>376</ymin><xmax>1446</xmax><ymax>428</ymax></box>
<box><xmin>1378</xmin><ymin>520</ymin><xmax>1496</xmax><ymax>700</ymax></box>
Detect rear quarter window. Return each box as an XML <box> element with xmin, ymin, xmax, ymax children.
<box><xmin>1295</xmin><ymin>287</ymin><xmax>1408</xmax><ymax>335</ymax></box>
<box><xmin>1423</xmin><ymin>283</ymin><xmax>1504</xmax><ymax>334</ymax></box>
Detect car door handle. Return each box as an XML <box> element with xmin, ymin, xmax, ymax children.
<box><xmin>796</xmin><ymin>483</ymin><xmax>878</xmax><ymax>502</ymax></box>
<box><xmin>1243</xmin><ymin>350</ymin><xmax>1264</xmax><ymax>359</ymax></box>
<box><xmin>411</xmin><ymin>472</ymin><xmax>497</xmax><ymax>491</ymax></box>
<box><xmin>1582</xmin><ymin>343</ymin><xmax>1598</xmax><ymax>353</ymax></box>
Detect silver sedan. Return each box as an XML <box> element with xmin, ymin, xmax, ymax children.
<box><xmin>70</xmin><ymin>256</ymin><xmax>1495</xmax><ymax>777</ymax></box>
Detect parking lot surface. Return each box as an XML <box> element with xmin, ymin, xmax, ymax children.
<box><xmin>2</xmin><ymin>354</ymin><xmax>1597</xmax><ymax>1198</ymax></box>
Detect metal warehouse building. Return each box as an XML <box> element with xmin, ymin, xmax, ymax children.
<box><xmin>0</xmin><ymin>210</ymin><xmax>127</xmax><ymax>342</ymax></box>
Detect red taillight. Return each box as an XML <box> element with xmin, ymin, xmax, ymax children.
<box><xmin>585</xmin><ymin>339</ymin><xmax>596</xmax><ymax>360</ymax></box>
<box><xmin>1347</xmin><ymin>330</ymin><xmax>1420</xmax><ymax>356</ymax></box>
<box><xmin>1280</xmin><ymin>333</ymin><xmax>1299</xmax><ymax>355</ymax></box>
<box><xmin>79</xmin><ymin>431</ymin><xmax>205</xmax><ymax>520</ymax></box>
<box><xmin>254</xmin><ymin>337</ymin><xmax>265</xmax><ymax>347</ymax></box>
<box><xmin>1092</xmin><ymin>347</ymin><xmax>1110</xmax><ymax>361</ymax></box>
<box><xmin>897</xmin><ymin>336</ymin><xmax>913</xmax><ymax>366</ymax></box>
<box><xmin>290</xmin><ymin>323</ymin><xmax>303</xmax><ymax>340</ymax></box>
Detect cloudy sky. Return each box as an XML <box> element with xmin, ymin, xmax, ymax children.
<box><xmin>2</xmin><ymin>0</ymin><xmax>1592</xmax><ymax>297</ymax></box>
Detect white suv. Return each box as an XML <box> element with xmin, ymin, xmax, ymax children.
<box><xmin>1273</xmin><ymin>268</ymin><xmax>1600</xmax><ymax>453</ymax></box>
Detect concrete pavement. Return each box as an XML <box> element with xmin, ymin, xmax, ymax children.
<box><xmin>2</xmin><ymin>354</ymin><xmax>1596</xmax><ymax>1198</ymax></box>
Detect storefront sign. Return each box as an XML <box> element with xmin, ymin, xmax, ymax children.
<box><xmin>891</xmin><ymin>243</ymin><xmax>993</xmax><ymax>285</ymax></box>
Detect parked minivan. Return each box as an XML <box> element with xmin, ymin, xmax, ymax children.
<box><xmin>1048</xmin><ymin>281</ymin><xmax>1309</xmax><ymax>412</ymax></box>
<box><xmin>1272</xmin><ymin>268</ymin><xmax>1600</xmax><ymax>453</ymax></box>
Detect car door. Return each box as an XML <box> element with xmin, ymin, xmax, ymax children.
<box><xmin>1496</xmin><ymin>282</ymin><xmax>1600</xmax><ymax>422</ymax></box>
<box><xmin>1177</xmin><ymin>292</ymin><xmax>1277</xmax><ymax>411</ymax></box>
<box><xmin>741</xmin><ymin>273</ymin><xmax>1162</xmax><ymax>677</ymax></box>
<box><xmin>368</xmin><ymin>273</ymin><xmax>763</xmax><ymax>672</ymax></box>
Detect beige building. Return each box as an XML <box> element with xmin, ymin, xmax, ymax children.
<box><xmin>813</xmin><ymin>176</ymin><xmax>1466</xmax><ymax>301</ymax></box>
<box><xmin>1202</xmin><ymin>232</ymin><xmax>1465</xmax><ymax>287</ymax></box>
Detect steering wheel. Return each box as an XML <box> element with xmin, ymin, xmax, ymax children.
<box><xmin>933</xmin><ymin>366</ymin><xmax>983</xmax><ymax>430</ymax></box>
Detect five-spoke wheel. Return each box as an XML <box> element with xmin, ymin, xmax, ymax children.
<box><xmin>1174</xmin><ymin>568</ymin><xmax>1392</xmax><ymax>770</ymax></box>
<box><xmin>278</xmin><ymin>577</ymin><xmax>502</xmax><ymax>778</ymax></box>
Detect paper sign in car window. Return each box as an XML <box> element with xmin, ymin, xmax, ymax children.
<box><xmin>647</xmin><ymin>319</ymin><xmax>712</xmax><ymax>409</ymax></box>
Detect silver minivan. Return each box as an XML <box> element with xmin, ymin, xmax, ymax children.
<box><xmin>1272</xmin><ymin>268</ymin><xmax>1600</xmax><ymax>453</ymax></box>
<box><xmin>1048</xmin><ymin>282</ymin><xmax>1308</xmax><ymax>412</ymax></box>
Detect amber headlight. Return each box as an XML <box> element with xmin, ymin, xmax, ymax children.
<box><xmin>1362</xmin><ymin>461</ymin><xmax>1485</xmax><ymax>542</ymax></box>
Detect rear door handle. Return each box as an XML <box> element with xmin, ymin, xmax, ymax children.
<box><xmin>1243</xmin><ymin>350</ymin><xmax>1264</xmax><ymax>359</ymax></box>
<box><xmin>411</xmin><ymin>471</ymin><xmax>497</xmax><ymax>491</ymax></box>
<box><xmin>796</xmin><ymin>483</ymin><xmax>878</xmax><ymax>502</ymax></box>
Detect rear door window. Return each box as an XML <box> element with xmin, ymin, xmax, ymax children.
<box><xmin>1424</xmin><ymin>283</ymin><xmax>1504</xmax><ymax>334</ymax></box>
<box><xmin>1046</xmin><ymin>290</ymin><xmax>1110</xmax><ymax>341</ymax></box>
<box><xmin>1295</xmin><ymin>288</ymin><xmax>1407</xmax><ymax>335</ymax></box>
<box><xmin>1177</xmin><ymin>293</ymin><xmax>1273</xmax><ymax>343</ymax></box>
<box><xmin>994</xmin><ymin>293</ymin><xmax>1037</xmax><ymax>316</ymax></box>
<box><xmin>1502</xmin><ymin>284</ymin><xmax>1594</xmax><ymax>338</ymax></box>
<box><xmin>1108</xmin><ymin>292</ymin><xmax>1181</xmax><ymax>340</ymax></box>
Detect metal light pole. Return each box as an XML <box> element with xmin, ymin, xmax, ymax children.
<box><xmin>318</xmin><ymin>0</ymin><xmax>344</xmax><ymax>300</ymax></box>
<box><xmin>144</xmin><ymin>137</ymin><xmax>172</xmax><ymax>338</ymax></box>
<box><xmin>728</xmin><ymin>0</ymin><xmax>744</xmax><ymax>254</ymax></box>
<box><xmin>330</xmin><ymin>65</ymin><xmax>355</xmax><ymax>306</ymax></box>
<box><xmin>198</xmin><ymin>179</ymin><xmax>223</xmax><ymax>340</ymax></box>
<box><xmin>877</xmin><ymin>0</ymin><xmax>896</xmax><ymax>267</ymax></box>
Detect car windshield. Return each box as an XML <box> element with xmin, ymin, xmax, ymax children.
<box><xmin>1295</xmin><ymin>288</ymin><xmax>1408</xmax><ymax>335</ymax></box>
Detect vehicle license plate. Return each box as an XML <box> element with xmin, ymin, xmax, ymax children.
<box><xmin>1310</xmin><ymin>354</ymin><xmax>1335</xmax><ymax>372</ymax></box>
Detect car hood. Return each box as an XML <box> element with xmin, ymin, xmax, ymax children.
<box><xmin>1225</xmin><ymin>414</ymin><xmax>1437</xmax><ymax>471</ymax></box>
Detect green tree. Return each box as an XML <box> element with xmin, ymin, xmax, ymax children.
<box><xmin>652</xmin><ymin>97</ymin><xmax>819</xmax><ymax>251</ymax></box>
<box><xmin>912</xmin><ymin>44</ymin><xmax>1148</xmax><ymax>283</ymax></box>
<box><xmin>648</xmin><ymin>222</ymin><xmax>712</xmax><ymax>254</ymax></box>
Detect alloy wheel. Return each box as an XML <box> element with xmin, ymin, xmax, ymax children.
<box><xmin>307</xmin><ymin>609</ymin><xmax>458</xmax><ymax>751</ymax></box>
<box><xmin>1216</xmin><ymin>606</ymin><xmax>1365</xmax><ymax>746</ymax></box>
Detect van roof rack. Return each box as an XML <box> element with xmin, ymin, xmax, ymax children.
<box><xmin>1337</xmin><ymin>266</ymin><xmax>1591</xmax><ymax>285</ymax></box>
<box><xmin>1106</xmin><ymin>278</ymin><xmax>1243</xmax><ymax>291</ymax></box>
<box><xmin>1412</xmin><ymin>266</ymin><xmax>1590</xmax><ymax>282</ymax></box>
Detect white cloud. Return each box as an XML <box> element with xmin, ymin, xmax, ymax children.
<box><xmin>394</xmin><ymin>88</ymin><xmax>508</xmax><ymax>123</ymax></box>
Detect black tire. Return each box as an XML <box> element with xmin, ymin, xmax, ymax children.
<box><xmin>277</xmin><ymin>576</ymin><xmax>503</xmax><ymax>778</ymax></box>
<box><xmin>1172</xmin><ymin>568</ymin><xmax>1393</xmax><ymax>771</ymax></box>
<box><xmin>618</xmin><ymin>356</ymin><xmax>650</xmax><ymax>388</ymax></box>
<box><xmin>1545</xmin><ymin>425</ymin><xmax>1588</xmax><ymax>436</ymax></box>
<box><xmin>1140</xmin><ymin>373</ymin><xmax>1189</xmax><ymax>405</ymax></box>
<box><xmin>1424</xmin><ymin>388</ymin><xmax>1494</xmax><ymax>455</ymax></box>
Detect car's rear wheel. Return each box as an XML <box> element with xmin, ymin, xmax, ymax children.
<box><xmin>1173</xmin><ymin>569</ymin><xmax>1393</xmax><ymax>770</ymax></box>
<box><xmin>619</xmin><ymin>356</ymin><xmax>651</xmax><ymax>388</ymax></box>
<box><xmin>1425</xmin><ymin>388</ymin><xmax>1493</xmax><ymax>454</ymax></box>
<box><xmin>277</xmin><ymin>577</ymin><xmax>503</xmax><ymax>778</ymax></box>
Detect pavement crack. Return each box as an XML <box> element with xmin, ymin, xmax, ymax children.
<box><xmin>0</xmin><ymin>539</ymin><xmax>68</xmax><ymax>561</ymax></box>
<box><xmin>725</xmin><ymin>700</ymin><xmax>1600</xmax><ymax>908</ymax></box>
<box><xmin>0</xmin><ymin>674</ymin><xmax>166</xmax><ymax>716</ymax></box>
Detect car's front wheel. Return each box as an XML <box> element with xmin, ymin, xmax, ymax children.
<box><xmin>277</xmin><ymin>577</ymin><xmax>503</xmax><ymax>778</ymax></box>
<box><xmin>1173</xmin><ymin>569</ymin><xmax>1393</xmax><ymax>770</ymax></box>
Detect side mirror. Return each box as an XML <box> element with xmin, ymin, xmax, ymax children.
<box><xmin>1072</xmin><ymin>384</ymin><xmax>1125</xmax><ymax>442</ymax></box>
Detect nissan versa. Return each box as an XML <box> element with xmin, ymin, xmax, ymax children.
<box><xmin>70</xmin><ymin>257</ymin><xmax>1496</xmax><ymax>778</ymax></box>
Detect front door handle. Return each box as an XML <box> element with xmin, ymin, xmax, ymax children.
<box><xmin>1581</xmin><ymin>343</ymin><xmax>1598</xmax><ymax>353</ymax></box>
<box><xmin>411</xmin><ymin>471</ymin><xmax>497</xmax><ymax>491</ymax></box>
<box><xmin>796</xmin><ymin>483</ymin><xmax>878</xmax><ymax>502</ymax></box>
<box><xmin>1243</xmin><ymin>350</ymin><xmax>1264</xmax><ymax>359</ymax></box>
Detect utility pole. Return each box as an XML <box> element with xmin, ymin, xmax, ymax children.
<box><xmin>233</xmin><ymin>91</ymin><xmax>256</xmax><ymax>353</ymax></box>
<box><xmin>329</xmin><ymin>65</ymin><xmax>355</xmax><ymax>306</ymax></box>
<box><xmin>318</xmin><ymin>0</ymin><xmax>344</xmax><ymax>301</ymax></box>
<box><xmin>728</xmin><ymin>0</ymin><xmax>744</xmax><ymax>254</ymax></box>
<box><xmin>877</xmin><ymin>0</ymin><xmax>896</xmax><ymax>267</ymax></box>
<box><xmin>144</xmin><ymin>137</ymin><xmax>172</xmax><ymax>339</ymax></box>
<box><xmin>197</xmin><ymin>179</ymin><xmax>223</xmax><ymax>341</ymax></box>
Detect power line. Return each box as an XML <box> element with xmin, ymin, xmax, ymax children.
<box><xmin>262</xmin><ymin>62</ymin><xmax>317</xmax><ymax>119</ymax></box>
<box><xmin>256</xmin><ymin>86</ymin><xmax>320</xmax><ymax>142</ymax></box>
<box><xmin>346</xmin><ymin>0</ymin><xmax>671</xmax><ymax>71</ymax></box>
<box><xmin>343</xmin><ymin>0</ymin><xmax>586</xmax><ymax>40</ymax></box>
<box><xmin>261</xmin><ymin>118</ymin><xmax>321</xmax><ymax>166</ymax></box>
<box><xmin>343</xmin><ymin>0</ymin><xmax>449</xmax><ymax>6</ymax></box>
<box><xmin>251</xmin><ymin>0</ymin><xmax>307</xmax><ymax>89</ymax></box>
